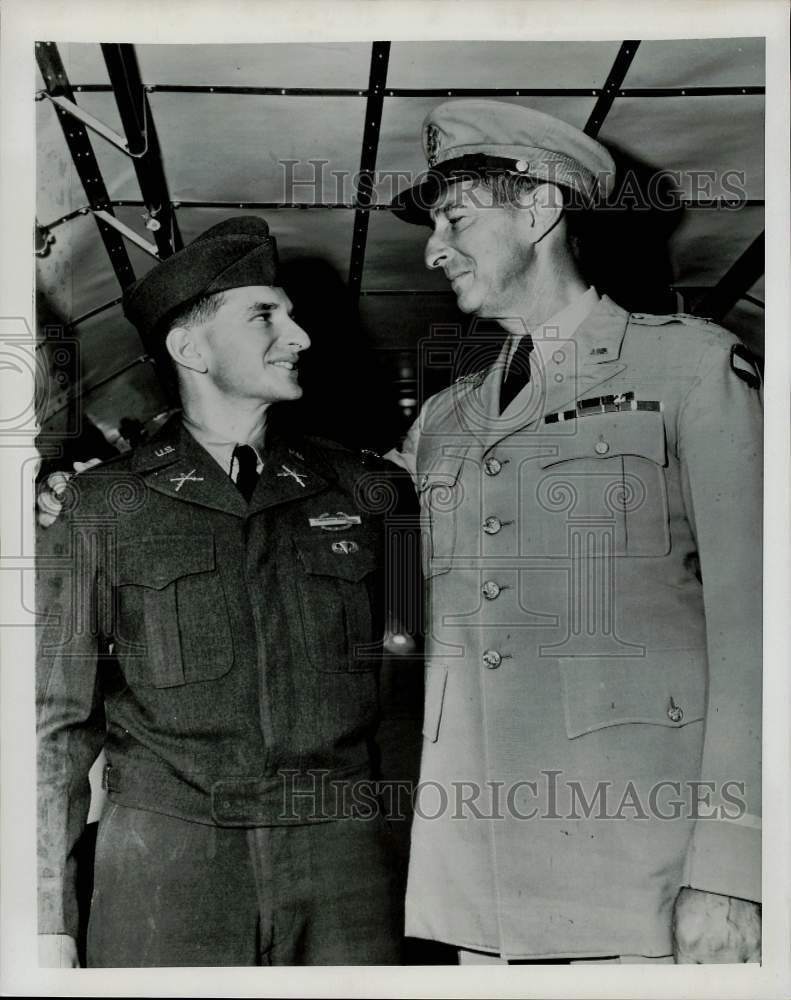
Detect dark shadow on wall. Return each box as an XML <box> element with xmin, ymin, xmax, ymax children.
<box><xmin>568</xmin><ymin>149</ymin><xmax>687</xmax><ymax>315</ymax></box>
<box><xmin>273</xmin><ymin>257</ymin><xmax>404</xmax><ymax>453</ymax></box>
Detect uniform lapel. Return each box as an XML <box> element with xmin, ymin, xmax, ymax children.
<box><xmin>482</xmin><ymin>295</ymin><xmax>630</xmax><ymax>451</ymax></box>
<box><xmin>246</xmin><ymin>432</ymin><xmax>331</xmax><ymax>514</ymax></box>
<box><xmin>136</xmin><ymin>421</ymin><xmax>250</xmax><ymax>517</ymax></box>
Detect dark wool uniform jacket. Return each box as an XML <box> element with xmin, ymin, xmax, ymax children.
<box><xmin>36</xmin><ymin>420</ymin><xmax>417</xmax><ymax>938</ymax></box>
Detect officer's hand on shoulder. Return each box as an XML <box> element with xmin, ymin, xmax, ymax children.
<box><xmin>38</xmin><ymin>933</ymin><xmax>80</xmax><ymax>968</ymax></box>
<box><xmin>673</xmin><ymin>887</ymin><xmax>761</xmax><ymax>963</ymax></box>
<box><xmin>37</xmin><ymin>458</ymin><xmax>102</xmax><ymax>527</ymax></box>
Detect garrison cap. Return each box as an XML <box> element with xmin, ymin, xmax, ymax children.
<box><xmin>391</xmin><ymin>99</ymin><xmax>616</xmax><ymax>225</ymax></box>
<box><xmin>123</xmin><ymin>216</ymin><xmax>279</xmax><ymax>338</ymax></box>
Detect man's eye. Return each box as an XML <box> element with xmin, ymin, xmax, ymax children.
<box><xmin>447</xmin><ymin>214</ymin><xmax>466</xmax><ymax>226</ymax></box>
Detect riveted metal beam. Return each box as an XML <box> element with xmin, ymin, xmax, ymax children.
<box><xmin>101</xmin><ymin>43</ymin><xmax>183</xmax><ymax>258</ymax></box>
<box><xmin>35</xmin><ymin>41</ymin><xmax>136</xmax><ymax>291</ymax></box>
<box><xmin>348</xmin><ymin>42</ymin><xmax>390</xmax><ymax>300</ymax></box>
<box><xmin>53</xmin><ymin>83</ymin><xmax>764</xmax><ymax>99</ymax></box>
<box><xmin>693</xmin><ymin>232</ymin><xmax>764</xmax><ymax>320</ymax></box>
<box><xmin>585</xmin><ymin>41</ymin><xmax>641</xmax><ymax>137</ymax></box>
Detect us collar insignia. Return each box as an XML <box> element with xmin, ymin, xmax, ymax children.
<box><xmin>308</xmin><ymin>512</ymin><xmax>362</xmax><ymax>531</ymax></box>
<box><xmin>154</xmin><ymin>444</ymin><xmax>175</xmax><ymax>458</ymax></box>
<box><xmin>425</xmin><ymin>123</ymin><xmax>441</xmax><ymax>167</ymax></box>
<box><xmin>454</xmin><ymin>369</ymin><xmax>487</xmax><ymax>389</ymax></box>
<box><xmin>277</xmin><ymin>464</ymin><xmax>307</xmax><ymax>487</ymax></box>
<box><xmin>170</xmin><ymin>468</ymin><xmax>204</xmax><ymax>491</ymax></box>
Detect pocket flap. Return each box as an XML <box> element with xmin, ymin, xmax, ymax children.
<box><xmin>294</xmin><ymin>535</ymin><xmax>378</xmax><ymax>582</ymax></box>
<box><xmin>539</xmin><ymin>411</ymin><xmax>667</xmax><ymax>468</ymax></box>
<box><xmin>416</xmin><ymin>457</ymin><xmax>465</xmax><ymax>494</ymax></box>
<box><xmin>117</xmin><ymin>536</ymin><xmax>215</xmax><ymax>589</ymax></box>
<box><xmin>560</xmin><ymin>649</ymin><xmax>706</xmax><ymax>738</ymax></box>
<box><xmin>422</xmin><ymin>664</ymin><xmax>448</xmax><ymax>742</ymax></box>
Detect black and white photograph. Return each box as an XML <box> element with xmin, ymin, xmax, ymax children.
<box><xmin>1</xmin><ymin>1</ymin><xmax>789</xmax><ymax>996</ymax></box>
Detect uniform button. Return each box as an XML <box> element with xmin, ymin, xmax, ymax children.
<box><xmin>482</xmin><ymin>649</ymin><xmax>502</xmax><ymax>669</ymax></box>
<box><xmin>667</xmin><ymin>699</ymin><xmax>684</xmax><ymax>723</ymax></box>
<box><xmin>484</xmin><ymin>457</ymin><xmax>502</xmax><ymax>476</ymax></box>
<box><xmin>483</xmin><ymin>516</ymin><xmax>503</xmax><ymax>535</ymax></box>
<box><xmin>595</xmin><ymin>441</ymin><xmax>610</xmax><ymax>455</ymax></box>
<box><xmin>482</xmin><ymin>580</ymin><xmax>502</xmax><ymax>600</ymax></box>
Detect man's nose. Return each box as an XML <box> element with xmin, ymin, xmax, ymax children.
<box><xmin>425</xmin><ymin>228</ymin><xmax>450</xmax><ymax>271</ymax></box>
<box><xmin>286</xmin><ymin>318</ymin><xmax>311</xmax><ymax>351</ymax></box>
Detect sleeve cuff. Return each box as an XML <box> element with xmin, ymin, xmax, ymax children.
<box><xmin>683</xmin><ymin>816</ymin><xmax>761</xmax><ymax>903</ymax></box>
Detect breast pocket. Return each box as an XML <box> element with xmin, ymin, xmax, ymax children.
<box><xmin>529</xmin><ymin>410</ymin><xmax>670</xmax><ymax>557</ymax></box>
<box><xmin>114</xmin><ymin>535</ymin><xmax>232</xmax><ymax>688</ymax></box>
<box><xmin>293</xmin><ymin>534</ymin><xmax>381</xmax><ymax>673</ymax></box>
<box><xmin>559</xmin><ymin>647</ymin><xmax>706</xmax><ymax>739</ymax></box>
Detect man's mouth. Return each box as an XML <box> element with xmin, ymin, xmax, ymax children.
<box><xmin>448</xmin><ymin>271</ymin><xmax>470</xmax><ymax>288</ymax></box>
<box><xmin>270</xmin><ymin>360</ymin><xmax>298</xmax><ymax>371</ymax></box>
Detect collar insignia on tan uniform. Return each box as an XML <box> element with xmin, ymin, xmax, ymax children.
<box><xmin>154</xmin><ymin>444</ymin><xmax>175</xmax><ymax>457</ymax></box>
<box><xmin>454</xmin><ymin>369</ymin><xmax>487</xmax><ymax>388</ymax></box>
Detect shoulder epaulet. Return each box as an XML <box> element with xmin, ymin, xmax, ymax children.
<box><xmin>304</xmin><ymin>434</ymin><xmax>354</xmax><ymax>455</ymax></box>
<box><xmin>730</xmin><ymin>343</ymin><xmax>762</xmax><ymax>389</ymax></box>
<box><xmin>629</xmin><ymin>311</ymin><xmax>714</xmax><ymax>328</ymax></box>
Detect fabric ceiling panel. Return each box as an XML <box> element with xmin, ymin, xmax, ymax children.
<box><xmin>49</xmin><ymin>42</ymin><xmax>112</xmax><ymax>86</ymax></box>
<box><xmin>599</xmin><ymin>96</ymin><xmax>764</xmax><ymax>199</ymax></box>
<box><xmin>667</xmin><ymin>205</ymin><xmax>763</xmax><ymax>286</ymax></box>
<box><xmin>621</xmin><ymin>37</ymin><xmax>765</xmax><ymax>88</ymax></box>
<box><xmin>36</xmin><ymin>212</ymin><xmax>116</xmax><ymax>323</ymax></box>
<box><xmin>36</xmin><ymin>206</ymin><xmax>161</xmax><ymax>325</ymax></box>
<box><xmin>36</xmin><ymin>97</ymin><xmax>84</xmax><ymax>224</ymax></box>
<box><xmin>375</xmin><ymin>95</ymin><xmax>597</xmax><ymax>205</ymax></box>
<box><xmin>72</xmin><ymin>306</ymin><xmax>145</xmax><ymax>392</ymax></box>
<box><xmin>135</xmin><ymin>42</ymin><xmax>372</xmax><ymax>89</ymax></box>
<box><xmin>362</xmin><ymin>210</ymin><xmax>446</xmax><ymax>291</ymax></box>
<box><xmin>386</xmin><ymin>41</ymin><xmax>621</xmax><ymax>88</ymax></box>
<box><xmin>150</xmin><ymin>94</ymin><xmax>366</xmax><ymax>203</ymax></box>
<box><xmin>173</xmin><ymin>206</ymin><xmax>355</xmax><ymax>277</ymax></box>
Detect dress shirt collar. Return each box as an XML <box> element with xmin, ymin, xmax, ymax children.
<box><xmin>505</xmin><ymin>285</ymin><xmax>599</xmax><ymax>374</ymax></box>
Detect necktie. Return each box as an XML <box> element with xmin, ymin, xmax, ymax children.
<box><xmin>499</xmin><ymin>333</ymin><xmax>534</xmax><ymax>414</ymax></box>
<box><xmin>232</xmin><ymin>444</ymin><xmax>259</xmax><ymax>502</ymax></box>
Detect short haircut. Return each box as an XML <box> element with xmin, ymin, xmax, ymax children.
<box><xmin>473</xmin><ymin>172</ymin><xmax>592</xmax><ymax>271</ymax></box>
<box><xmin>150</xmin><ymin>290</ymin><xmax>227</xmax><ymax>392</ymax></box>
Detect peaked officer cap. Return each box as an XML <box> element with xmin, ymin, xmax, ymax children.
<box><xmin>123</xmin><ymin>216</ymin><xmax>279</xmax><ymax>338</ymax></box>
<box><xmin>391</xmin><ymin>99</ymin><xmax>616</xmax><ymax>225</ymax></box>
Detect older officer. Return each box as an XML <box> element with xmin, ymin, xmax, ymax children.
<box><xmin>388</xmin><ymin>100</ymin><xmax>762</xmax><ymax>964</ymax></box>
<box><xmin>37</xmin><ymin>217</ymin><xmax>406</xmax><ymax>967</ymax></box>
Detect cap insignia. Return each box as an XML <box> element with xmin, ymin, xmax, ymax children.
<box><xmin>425</xmin><ymin>123</ymin><xmax>441</xmax><ymax>167</ymax></box>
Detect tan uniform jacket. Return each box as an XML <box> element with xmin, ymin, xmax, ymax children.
<box><xmin>387</xmin><ymin>294</ymin><xmax>762</xmax><ymax>959</ymax></box>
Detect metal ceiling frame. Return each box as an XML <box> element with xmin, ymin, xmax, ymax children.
<box><xmin>50</xmin><ymin>83</ymin><xmax>765</xmax><ymax>98</ymax></box>
<box><xmin>101</xmin><ymin>43</ymin><xmax>183</xmax><ymax>259</ymax></box>
<box><xmin>36</xmin><ymin>42</ymin><xmax>137</xmax><ymax>292</ymax></box>
<box><xmin>348</xmin><ymin>41</ymin><xmax>390</xmax><ymax>298</ymax></box>
<box><xmin>37</xmin><ymin>39</ymin><xmax>766</xmax><ymax>357</ymax></box>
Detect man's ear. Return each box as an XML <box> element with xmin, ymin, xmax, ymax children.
<box><xmin>515</xmin><ymin>182</ymin><xmax>565</xmax><ymax>245</ymax></box>
<box><xmin>165</xmin><ymin>325</ymin><xmax>208</xmax><ymax>374</ymax></box>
